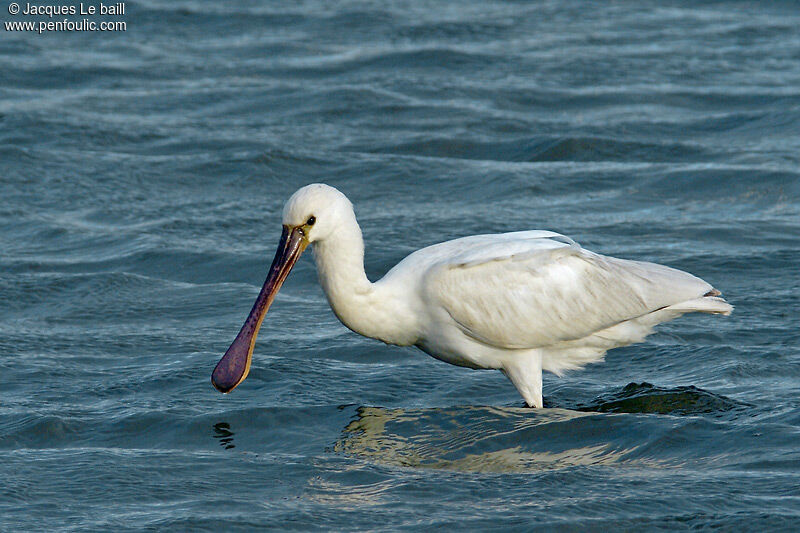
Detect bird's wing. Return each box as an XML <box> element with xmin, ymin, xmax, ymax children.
<box><xmin>422</xmin><ymin>232</ymin><xmax>714</xmax><ymax>349</ymax></box>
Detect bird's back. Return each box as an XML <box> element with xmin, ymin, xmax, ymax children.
<box><xmin>386</xmin><ymin>230</ymin><xmax>730</xmax><ymax>354</ymax></box>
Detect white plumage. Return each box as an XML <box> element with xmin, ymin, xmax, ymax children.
<box><xmin>213</xmin><ymin>183</ymin><xmax>732</xmax><ymax>407</ymax></box>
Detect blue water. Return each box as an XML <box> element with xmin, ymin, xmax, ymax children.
<box><xmin>2</xmin><ymin>1</ymin><xmax>800</xmax><ymax>530</ymax></box>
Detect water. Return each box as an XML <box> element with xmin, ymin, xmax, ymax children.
<box><xmin>1</xmin><ymin>0</ymin><xmax>799</xmax><ymax>530</ymax></box>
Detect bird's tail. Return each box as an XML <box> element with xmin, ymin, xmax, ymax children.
<box><xmin>666</xmin><ymin>294</ymin><xmax>733</xmax><ymax>316</ymax></box>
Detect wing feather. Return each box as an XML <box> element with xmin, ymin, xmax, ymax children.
<box><xmin>423</xmin><ymin>234</ymin><xmax>714</xmax><ymax>350</ymax></box>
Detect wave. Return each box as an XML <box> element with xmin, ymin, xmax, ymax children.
<box><xmin>334</xmin><ymin>383</ymin><xmax>749</xmax><ymax>473</ymax></box>
<box><xmin>349</xmin><ymin>135</ymin><xmax>710</xmax><ymax>163</ymax></box>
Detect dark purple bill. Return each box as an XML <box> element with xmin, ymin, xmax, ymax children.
<box><xmin>212</xmin><ymin>225</ymin><xmax>307</xmax><ymax>393</ymax></box>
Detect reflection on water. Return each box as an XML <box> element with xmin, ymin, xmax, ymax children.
<box><xmin>305</xmin><ymin>475</ymin><xmax>396</xmax><ymax>510</ymax></box>
<box><xmin>334</xmin><ymin>406</ymin><xmax>632</xmax><ymax>473</ymax></box>
<box><xmin>334</xmin><ymin>385</ymin><xmax>744</xmax><ymax>473</ymax></box>
<box><xmin>213</xmin><ymin>422</ymin><xmax>235</xmax><ymax>450</ymax></box>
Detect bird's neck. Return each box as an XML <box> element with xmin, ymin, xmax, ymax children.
<box><xmin>311</xmin><ymin>218</ymin><xmax>417</xmax><ymax>346</ymax></box>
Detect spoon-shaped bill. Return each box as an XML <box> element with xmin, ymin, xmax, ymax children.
<box><xmin>211</xmin><ymin>225</ymin><xmax>307</xmax><ymax>393</ymax></box>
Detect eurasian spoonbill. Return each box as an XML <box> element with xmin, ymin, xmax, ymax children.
<box><xmin>212</xmin><ymin>184</ymin><xmax>732</xmax><ymax>407</ymax></box>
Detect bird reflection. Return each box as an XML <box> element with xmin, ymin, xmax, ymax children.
<box><xmin>213</xmin><ymin>422</ymin><xmax>236</xmax><ymax>449</ymax></box>
<box><xmin>332</xmin><ymin>384</ymin><xmax>743</xmax><ymax>472</ymax></box>
<box><xmin>333</xmin><ymin>405</ymin><xmax>633</xmax><ymax>473</ymax></box>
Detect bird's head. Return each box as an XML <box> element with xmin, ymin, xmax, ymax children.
<box><xmin>281</xmin><ymin>183</ymin><xmax>354</xmax><ymax>244</ymax></box>
<box><xmin>211</xmin><ymin>183</ymin><xmax>350</xmax><ymax>393</ymax></box>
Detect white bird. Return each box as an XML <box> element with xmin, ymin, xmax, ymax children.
<box><xmin>212</xmin><ymin>184</ymin><xmax>732</xmax><ymax>407</ymax></box>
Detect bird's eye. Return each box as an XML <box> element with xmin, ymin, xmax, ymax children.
<box><xmin>307</xmin><ymin>216</ymin><xmax>316</xmax><ymax>226</ymax></box>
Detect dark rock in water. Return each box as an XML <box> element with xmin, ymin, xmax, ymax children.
<box><xmin>577</xmin><ymin>382</ymin><xmax>749</xmax><ymax>416</ymax></box>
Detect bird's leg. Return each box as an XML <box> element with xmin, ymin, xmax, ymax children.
<box><xmin>501</xmin><ymin>352</ymin><xmax>543</xmax><ymax>408</ymax></box>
